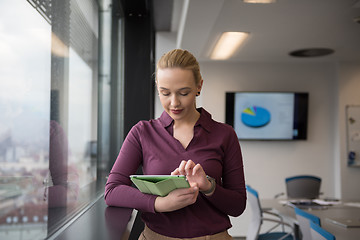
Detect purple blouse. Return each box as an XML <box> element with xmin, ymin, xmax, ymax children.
<box><xmin>105</xmin><ymin>108</ymin><xmax>246</xmax><ymax>238</ymax></box>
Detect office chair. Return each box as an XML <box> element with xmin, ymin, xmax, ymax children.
<box><xmin>294</xmin><ymin>207</ymin><xmax>321</xmax><ymax>240</ymax></box>
<box><xmin>246</xmin><ymin>185</ymin><xmax>294</xmax><ymax>240</ymax></box>
<box><xmin>285</xmin><ymin>175</ymin><xmax>321</xmax><ymax>199</ymax></box>
<box><xmin>309</xmin><ymin>221</ymin><xmax>335</xmax><ymax>240</ymax></box>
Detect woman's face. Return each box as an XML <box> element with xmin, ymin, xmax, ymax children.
<box><xmin>157</xmin><ymin>67</ymin><xmax>202</xmax><ymax>122</ymax></box>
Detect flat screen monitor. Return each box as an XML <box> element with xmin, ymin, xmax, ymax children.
<box><xmin>226</xmin><ymin>92</ymin><xmax>308</xmax><ymax>140</ymax></box>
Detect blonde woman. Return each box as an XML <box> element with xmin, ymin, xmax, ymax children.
<box><xmin>105</xmin><ymin>49</ymin><xmax>246</xmax><ymax>239</ymax></box>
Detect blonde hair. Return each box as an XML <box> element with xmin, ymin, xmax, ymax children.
<box><xmin>156</xmin><ymin>49</ymin><xmax>202</xmax><ymax>85</ymax></box>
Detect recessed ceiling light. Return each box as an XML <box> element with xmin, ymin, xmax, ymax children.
<box><xmin>289</xmin><ymin>48</ymin><xmax>334</xmax><ymax>57</ymax></box>
<box><xmin>210</xmin><ymin>32</ymin><xmax>249</xmax><ymax>60</ymax></box>
<box><xmin>243</xmin><ymin>0</ymin><xmax>276</xmax><ymax>3</ymax></box>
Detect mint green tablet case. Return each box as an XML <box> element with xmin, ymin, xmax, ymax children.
<box><xmin>130</xmin><ymin>175</ymin><xmax>190</xmax><ymax>197</ymax></box>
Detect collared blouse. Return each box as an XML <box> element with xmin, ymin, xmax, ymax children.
<box><xmin>105</xmin><ymin>108</ymin><xmax>246</xmax><ymax>238</ymax></box>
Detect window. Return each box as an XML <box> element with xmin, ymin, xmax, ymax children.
<box><xmin>0</xmin><ymin>0</ymin><xmax>114</xmax><ymax>238</ymax></box>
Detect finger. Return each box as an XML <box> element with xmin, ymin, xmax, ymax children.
<box><xmin>174</xmin><ymin>185</ymin><xmax>198</xmax><ymax>196</ymax></box>
<box><xmin>171</xmin><ymin>168</ymin><xmax>180</xmax><ymax>175</ymax></box>
<box><xmin>188</xmin><ymin>186</ymin><xmax>199</xmax><ymax>203</ymax></box>
<box><xmin>192</xmin><ymin>163</ymin><xmax>204</xmax><ymax>176</ymax></box>
<box><xmin>178</xmin><ymin>160</ymin><xmax>187</xmax><ymax>175</ymax></box>
<box><xmin>184</xmin><ymin>160</ymin><xmax>195</xmax><ymax>175</ymax></box>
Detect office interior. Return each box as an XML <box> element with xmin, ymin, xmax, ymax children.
<box><xmin>1</xmin><ymin>0</ymin><xmax>360</xmax><ymax>239</ymax></box>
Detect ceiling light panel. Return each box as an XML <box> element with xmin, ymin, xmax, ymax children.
<box><xmin>210</xmin><ymin>32</ymin><xmax>249</xmax><ymax>60</ymax></box>
<box><xmin>243</xmin><ymin>0</ymin><xmax>276</xmax><ymax>3</ymax></box>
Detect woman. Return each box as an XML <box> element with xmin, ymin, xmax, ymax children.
<box><xmin>105</xmin><ymin>49</ymin><xmax>246</xmax><ymax>239</ymax></box>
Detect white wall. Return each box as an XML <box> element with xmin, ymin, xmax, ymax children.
<box><xmin>200</xmin><ymin>61</ymin><xmax>338</xmax><ymax>199</ymax></box>
<box><xmin>338</xmin><ymin>62</ymin><xmax>360</xmax><ymax>200</ymax></box>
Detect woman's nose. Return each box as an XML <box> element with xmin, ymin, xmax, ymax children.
<box><xmin>170</xmin><ymin>95</ymin><xmax>180</xmax><ymax>107</ymax></box>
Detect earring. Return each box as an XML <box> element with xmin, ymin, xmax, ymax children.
<box><xmin>197</xmin><ymin>91</ymin><xmax>200</xmax><ymax>96</ymax></box>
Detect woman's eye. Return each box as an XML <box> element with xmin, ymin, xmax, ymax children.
<box><xmin>179</xmin><ymin>92</ymin><xmax>189</xmax><ymax>96</ymax></box>
<box><xmin>161</xmin><ymin>92</ymin><xmax>170</xmax><ymax>96</ymax></box>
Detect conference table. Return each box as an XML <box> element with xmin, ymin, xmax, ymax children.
<box><xmin>261</xmin><ymin>199</ymin><xmax>360</xmax><ymax>240</ymax></box>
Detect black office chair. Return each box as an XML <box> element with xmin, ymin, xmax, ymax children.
<box><xmin>275</xmin><ymin>175</ymin><xmax>322</xmax><ymax>199</ymax></box>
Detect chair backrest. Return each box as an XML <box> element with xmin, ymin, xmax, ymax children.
<box><xmin>286</xmin><ymin>175</ymin><xmax>321</xmax><ymax>199</ymax></box>
<box><xmin>310</xmin><ymin>221</ymin><xmax>335</xmax><ymax>240</ymax></box>
<box><xmin>294</xmin><ymin>207</ymin><xmax>321</xmax><ymax>240</ymax></box>
<box><xmin>246</xmin><ymin>185</ymin><xmax>262</xmax><ymax>240</ymax></box>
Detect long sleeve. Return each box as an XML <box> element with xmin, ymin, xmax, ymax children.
<box><xmin>104</xmin><ymin>125</ymin><xmax>157</xmax><ymax>213</ymax></box>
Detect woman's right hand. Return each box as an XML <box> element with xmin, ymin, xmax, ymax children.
<box><xmin>154</xmin><ymin>184</ymin><xmax>199</xmax><ymax>212</ymax></box>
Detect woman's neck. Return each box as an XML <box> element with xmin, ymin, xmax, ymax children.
<box><xmin>174</xmin><ymin>108</ymin><xmax>200</xmax><ymax>128</ymax></box>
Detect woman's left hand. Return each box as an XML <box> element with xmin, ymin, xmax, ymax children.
<box><xmin>171</xmin><ymin>160</ymin><xmax>212</xmax><ymax>193</ymax></box>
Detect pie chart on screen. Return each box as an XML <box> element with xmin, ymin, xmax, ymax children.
<box><xmin>241</xmin><ymin>106</ymin><xmax>271</xmax><ymax>128</ymax></box>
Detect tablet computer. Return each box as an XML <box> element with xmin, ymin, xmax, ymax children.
<box><xmin>130</xmin><ymin>175</ymin><xmax>190</xmax><ymax>197</ymax></box>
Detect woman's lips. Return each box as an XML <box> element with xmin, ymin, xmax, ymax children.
<box><xmin>171</xmin><ymin>109</ymin><xmax>183</xmax><ymax>114</ymax></box>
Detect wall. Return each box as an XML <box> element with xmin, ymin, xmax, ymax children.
<box><xmin>338</xmin><ymin>62</ymin><xmax>360</xmax><ymax>200</ymax></box>
<box><xmin>200</xmin><ymin>61</ymin><xmax>338</xmax><ymax>199</ymax></box>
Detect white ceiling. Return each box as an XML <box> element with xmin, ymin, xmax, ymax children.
<box><xmin>169</xmin><ymin>0</ymin><xmax>360</xmax><ymax>62</ymax></box>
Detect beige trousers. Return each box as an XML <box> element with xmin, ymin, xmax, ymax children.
<box><xmin>138</xmin><ymin>225</ymin><xmax>233</xmax><ymax>240</ymax></box>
